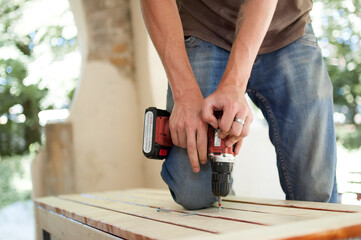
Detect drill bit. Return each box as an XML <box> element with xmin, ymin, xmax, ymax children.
<box><xmin>218</xmin><ymin>196</ymin><xmax>222</xmax><ymax>211</ymax></box>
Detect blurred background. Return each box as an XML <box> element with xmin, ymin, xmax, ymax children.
<box><xmin>0</xmin><ymin>0</ymin><xmax>360</xmax><ymax>239</ymax></box>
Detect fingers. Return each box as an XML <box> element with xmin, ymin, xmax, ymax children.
<box><xmin>219</xmin><ymin>105</ymin><xmax>235</xmax><ymax>138</ymax></box>
<box><xmin>228</xmin><ymin>114</ymin><xmax>245</xmax><ymax>138</ymax></box>
<box><xmin>186</xmin><ymin>128</ymin><xmax>200</xmax><ymax>173</ymax></box>
<box><xmin>202</xmin><ymin>99</ymin><xmax>219</xmax><ymax>129</ymax></box>
<box><xmin>170</xmin><ymin>110</ymin><xmax>208</xmax><ymax>173</ymax></box>
<box><xmin>240</xmin><ymin>114</ymin><xmax>253</xmax><ymax>138</ymax></box>
<box><xmin>197</xmin><ymin>124</ymin><xmax>208</xmax><ymax>164</ymax></box>
<box><xmin>170</xmin><ymin>115</ymin><xmax>188</xmax><ymax>149</ymax></box>
<box><xmin>225</xmin><ymin>114</ymin><xmax>253</xmax><ymax>147</ymax></box>
<box><xmin>234</xmin><ymin>138</ymin><xmax>244</xmax><ymax>155</ymax></box>
<box><xmin>169</xmin><ymin>119</ymin><xmax>180</xmax><ymax>147</ymax></box>
<box><xmin>177</xmin><ymin>129</ymin><xmax>187</xmax><ymax>149</ymax></box>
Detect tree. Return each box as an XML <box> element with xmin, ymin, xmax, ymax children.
<box><xmin>0</xmin><ymin>0</ymin><xmax>77</xmax><ymax>157</ymax></box>
<box><xmin>316</xmin><ymin>0</ymin><xmax>361</xmax><ymax>150</ymax></box>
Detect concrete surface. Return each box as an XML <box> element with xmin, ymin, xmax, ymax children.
<box><xmin>0</xmin><ymin>200</ymin><xmax>34</xmax><ymax>240</ymax></box>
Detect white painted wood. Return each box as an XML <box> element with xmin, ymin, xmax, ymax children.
<box><xmin>36</xmin><ymin>207</ymin><xmax>122</xmax><ymax>240</ymax></box>
<box><xmin>35</xmin><ymin>196</ymin><xmax>212</xmax><ymax>239</ymax></box>
<box><xmin>181</xmin><ymin>212</ymin><xmax>361</xmax><ymax>240</ymax></box>
<box><xmin>35</xmin><ymin>189</ymin><xmax>361</xmax><ymax>240</ymax></box>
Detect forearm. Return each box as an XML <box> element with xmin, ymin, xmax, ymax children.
<box><xmin>140</xmin><ymin>0</ymin><xmax>200</xmax><ymax>101</ymax></box>
<box><xmin>222</xmin><ymin>0</ymin><xmax>278</xmax><ymax>92</ymax></box>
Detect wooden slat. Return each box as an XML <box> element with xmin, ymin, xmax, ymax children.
<box><xmin>98</xmin><ymin>190</ymin><xmax>350</xmax><ymax>219</ymax></box>
<box><xmin>35</xmin><ymin>189</ymin><xmax>361</xmax><ymax>240</ymax></box>
<box><xmin>58</xmin><ymin>194</ymin><xmax>265</xmax><ymax>233</ymax></box>
<box><xmin>123</xmin><ymin>188</ymin><xmax>361</xmax><ymax>212</ymax></box>
<box><xmin>34</xmin><ymin>197</ymin><xmax>213</xmax><ymax>240</ymax></box>
<box><xmin>220</xmin><ymin>201</ymin><xmax>345</xmax><ymax>218</ymax></box>
<box><xmin>181</xmin><ymin>212</ymin><xmax>361</xmax><ymax>240</ymax></box>
<box><xmin>35</xmin><ymin>207</ymin><xmax>122</xmax><ymax>240</ymax></box>
<box><xmin>224</xmin><ymin>195</ymin><xmax>361</xmax><ymax>212</ymax></box>
<box><xmin>68</xmin><ymin>192</ymin><xmax>317</xmax><ymax>226</ymax></box>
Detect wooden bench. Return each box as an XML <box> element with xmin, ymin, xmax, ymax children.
<box><xmin>34</xmin><ymin>188</ymin><xmax>361</xmax><ymax>240</ymax></box>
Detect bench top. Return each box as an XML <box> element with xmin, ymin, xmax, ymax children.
<box><xmin>34</xmin><ymin>188</ymin><xmax>361</xmax><ymax>240</ymax></box>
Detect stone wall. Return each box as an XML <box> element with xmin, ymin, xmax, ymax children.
<box><xmin>83</xmin><ymin>0</ymin><xmax>133</xmax><ymax>77</ymax></box>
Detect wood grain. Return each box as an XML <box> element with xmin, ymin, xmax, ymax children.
<box><xmin>63</xmin><ymin>193</ymin><xmax>312</xmax><ymax>226</ymax></box>
<box><xmin>36</xmin><ymin>207</ymin><xmax>122</xmax><ymax>240</ymax></box>
<box><xmin>99</xmin><ymin>190</ymin><xmax>349</xmax><ymax>218</ymax></box>
<box><xmin>35</xmin><ymin>196</ymin><xmax>213</xmax><ymax>239</ymax></box>
<box><xmin>34</xmin><ymin>188</ymin><xmax>361</xmax><ymax>240</ymax></box>
<box><xmin>58</xmin><ymin>194</ymin><xmax>263</xmax><ymax>232</ymax></box>
<box><xmin>224</xmin><ymin>195</ymin><xmax>361</xmax><ymax>212</ymax></box>
<box><xmin>181</xmin><ymin>212</ymin><xmax>361</xmax><ymax>240</ymax></box>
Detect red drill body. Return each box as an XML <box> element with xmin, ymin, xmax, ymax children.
<box><xmin>143</xmin><ymin>107</ymin><xmax>235</xmax><ymax>206</ymax></box>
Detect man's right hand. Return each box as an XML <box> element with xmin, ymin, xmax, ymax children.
<box><xmin>140</xmin><ymin>0</ymin><xmax>207</xmax><ymax>172</ymax></box>
<box><xmin>169</xmin><ymin>90</ymin><xmax>208</xmax><ymax>173</ymax></box>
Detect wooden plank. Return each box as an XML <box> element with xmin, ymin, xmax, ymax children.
<box><xmin>34</xmin><ymin>197</ymin><xmax>213</xmax><ymax>240</ymax></box>
<box><xmin>125</xmin><ymin>188</ymin><xmax>361</xmax><ymax>212</ymax></box>
<box><xmin>58</xmin><ymin>194</ymin><xmax>265</xmax><ymax>233</ymax></box>
<box><xmin>35</xmin><ymin>189</ymin><xmax>361</xmax><ymax>239</ymax></box>
<box><xmin>220</xmin><ymin>201</ymin><xmax>346</xmax><ymax>218</ymax></box>
<box><xmin>121</xmin><ymin>189</ymin><xmax>361</xmax><ymax>213</ymax></box>
<box><xmin>121</xmin><ymin>188</ymin><xmax>361</xmax><ymax>212</ymax></box>
<box><xmin>98</xmin><ymin>190</ymin><xmax>350</xmax><ymax>219</ymax></box>
<box><xmin>35</xmin><ymin>207</ymin><xmax>122</xmax><ymax>240</ymax></box>
<box><xmin>224</xmin><ymin>195</ymin><xmax>361</xmax><ymax>212</ymax></box>
<box><xmin>181</xmin><ymin>212</ymin><xmax>361</xmax><ymax>240</ymax></box>
<box><xmin>60</xmin><ymin>192</ymin><xmax>332</xmax><ymax>228</ymax></box>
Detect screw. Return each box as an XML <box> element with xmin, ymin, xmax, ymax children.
<box><xmin>156</xmin><ymin>207</ymin><xmax>171</xmax><ymax>213</ymax></box>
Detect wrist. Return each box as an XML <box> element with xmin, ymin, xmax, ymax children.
<box><xmin>220</xmin><ymin>68</ymin><xmax>249</xmax><ymax>93</ymax></box>
<box><xmin>171</xmin><ymin>81</ymin><xmax>202</xmax><ymax>103</ymax></box>
<box><xmin>220</xmin><ymin>57</ymin><xmax>253</xmax><ymax>94</ymax></box>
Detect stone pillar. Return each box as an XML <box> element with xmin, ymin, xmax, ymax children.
<box><xmin>83</xmin><ymin>0</ymin><xmax>133</xmax><ymax>77</ymax></box>
<box><xmin>67</xmin><ymin>0</ymin><xmax>145</xmax><ymax>192</ymax></box>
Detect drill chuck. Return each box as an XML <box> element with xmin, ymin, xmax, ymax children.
<box><xmin>207</xmin><ymin>123</ymin><xmax>235</xmax><ymax>199</ymax></box>
<box><xmin>211</xmin><ymin>161</ymin><xmax>233</xmax><ymax>197</ymax></box>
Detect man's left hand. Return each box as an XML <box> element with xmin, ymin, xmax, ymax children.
<box><xmin>202</xmin><ymin>82</ymin><xmax>253</xmax><ymax>155</ymax></box>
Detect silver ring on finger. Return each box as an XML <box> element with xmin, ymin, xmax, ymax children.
<box><xmin>234</xmin><ymin>117</ymin><xmax>245</xmax><ymax>125</ymax></box>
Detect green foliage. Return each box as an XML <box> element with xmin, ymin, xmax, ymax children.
<box><xmin>316</xmin><ymin>0</ymin><xmax>361</xmax><ymax>149</ymax></box>
<box><xmin>0</xmin><ymin>59</ymin><xmax>46</xmax><ymax>156</ymax></box>
<box><xmin>0</xmin><ymin>0</ymin><xmax>77</xmax><ymax>157</ymax></box>
<box><xmin>0</xmin><ymin>0</ymin><xmax>44</xmax><ymax>156</ymax></box>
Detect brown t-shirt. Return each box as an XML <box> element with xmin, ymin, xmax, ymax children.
<box><xmin>177</xmin><ymin>0</ymin><xmax>313</xmax><ymax>54</ymax></box>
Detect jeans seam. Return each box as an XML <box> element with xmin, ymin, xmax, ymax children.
<box><xmin>185</xmin><ymin>36</ymin><xmax>201</xmax><ymax>48</ymax></box>
<box><xmin>296</xmin><ymin>34</ymin><xmax>319</xmax><ymax>49</ymax></box>
<box><xmin>247</xmin><ymin>89</ymin><xmax>294</xmax><ymax>199</ymax></box>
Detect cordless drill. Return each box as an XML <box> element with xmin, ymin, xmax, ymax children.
<box><xmin>142</xmin><ymin>107</ymin><xmax>235</xmax><ymax>207</ymax></box>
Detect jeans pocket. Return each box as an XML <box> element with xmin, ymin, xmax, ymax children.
<box><xmin>184</xmin><ymin>35</ymin><xmax>201</xmax><ymax>48</ymax></box>
<box><xmin>297</xmin><ymin>34</ymin><xmax>319</xmax><ymax>48</ymax></box>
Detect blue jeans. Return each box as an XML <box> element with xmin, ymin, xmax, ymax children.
<box><xmin>162</xmin><ymin>24</ymin><xmax>338</xmax><ymax>209</ymax></box>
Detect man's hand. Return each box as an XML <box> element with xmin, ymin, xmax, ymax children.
<box><xmin>201</xmin><ymin>0</ymin><xmax>277</xmax><ymax>155</ymax></box>
<box><xmin>140</xmin><ymin>0</ymin><xmax>208</xmax><ymax>172</ymax></box>
<box><xmin>170</xmin><ymin>90</ymin><xmax>208</xmax><ymax>173</ymax></box>
<box><xmin>202</xmin><ymin>82</ymin><xmax>253</xmax><ymax>155</ymax></box>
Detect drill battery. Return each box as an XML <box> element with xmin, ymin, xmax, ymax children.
<box><xmin>142</xmin><ymin>107</ymin><xmax>173</xmax><ymax>159</ymax></box>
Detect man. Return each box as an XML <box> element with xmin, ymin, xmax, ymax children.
<box><xmin>140</xmin><ymin>0</ymin><xmax>338</xmax><ymax>209</ymax></box>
